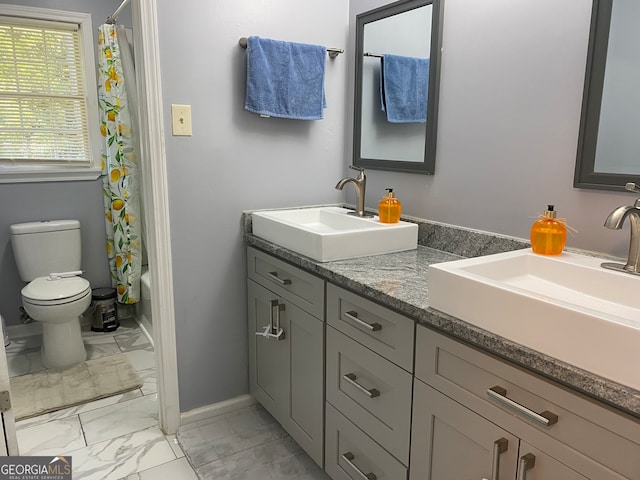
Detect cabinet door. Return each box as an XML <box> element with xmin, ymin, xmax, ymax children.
<box><xmin>287</xmin><ymin>299</ymin><xmax>324</xmax><ymax>467</ymax></box>
<box><xmin>411</xmin><ymin>379</ymin><xmax>519</xmax><ymax>480</ymax></box>
<box><xmin>248</xmin><ymin>279</ymin><xmax>324</xmax><ymax>467</ymax></box>
<box><xmin>516</xmin><ymin>442</ymin><xmax>588</xmax><ymax>480</ymax></box>
<box><xmin>248</xmin><ymin>280</ymin><xmax>289</xmax><ymax>417</ymax></box>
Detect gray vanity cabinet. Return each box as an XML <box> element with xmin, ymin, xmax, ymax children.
<box><xmin>246</xmin><ymin>247</ymin><xmax>325</xmax><ymax>467</ymax></box>
<box><xmin>411</xmin><ymin>380</ymin><xmax>589</xmax><ymax>480</ymax></box>
<box><xmin>411</xmin><ymin>325</ymin><xmax>640</xmax><ymax>480</ymax></box>
<box><xmin>325</xmin><ymin>284</ymin><xmax>415</xmax><ymax>479</ymax></box>
<box><xmin>246</xmin><ymin>245</ymin><xmax>640</xmax><ymax>480</ymax></box>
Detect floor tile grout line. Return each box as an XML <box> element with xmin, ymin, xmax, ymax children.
<box><xmin>79</xmin><ymin>413</ymin><xmax>89</xmax><ymax>449</ymax></box>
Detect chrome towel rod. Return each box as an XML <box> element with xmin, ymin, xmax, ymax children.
<box><xmin>364</xmin><ymin>52</ymin><xmax>383</xmax><ymax>58</ymax></box>
<box><xmin>238</xmin><ymin>37</ymin><xmax>344</xmax><ymax>59</ymax></box>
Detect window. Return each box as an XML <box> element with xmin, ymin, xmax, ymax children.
<box><xmin>0</xmin><ymin>6</ymin><xmax>100</xmax><ymax>183</ymax></box>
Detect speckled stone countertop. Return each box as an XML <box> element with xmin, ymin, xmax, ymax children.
<box><xmin>242</xmin><ymin>210</ymin><xmax>640</xmax><ymax>419</ymax></box>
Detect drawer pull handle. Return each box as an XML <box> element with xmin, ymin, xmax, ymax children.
<box><xmin>267</xmin><ymin>271</ymin><xmax>291</xmax><ymax>286</ymax></box>
<box><xmin>344</xmin><ymin>311</ymin><xmax>381</xmax><ymax>332</ymax></box>
<box><xmin>517</xmin><ymin>453</ymin><xmax>536</xmax><ymax>480</ymax></box>
<box><xmin>489</xmin><ymin>438</ymin><xmax>508</xmax><ymax>480</ymax></box>
<box><xmin>487</xmin><ymin>386</ymin><xmax>558</xmax><ymax>426</ymax></box>
<box><xmin>341</xmin><ymin>452</ymin><xmax>377</xmax><ymax>480</ymax></box>
<box><xmin>343</xmin><ymin>373</ymin><xmax>380</xmax><ymax>398</ymax></box>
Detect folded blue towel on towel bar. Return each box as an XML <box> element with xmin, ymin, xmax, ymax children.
<box><xmin>380</xmin><ymin>54</ymin><xmax>430</xmax><ymax>123</ymax></box>
<box><xmin>245</xmin><ymin>36</ymin><xmax>327</xmax><ymax>120</ymax></box>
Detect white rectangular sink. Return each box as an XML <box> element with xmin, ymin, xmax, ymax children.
<box><xmin>252</xmin><ymin>206</ymin><xmax>418</xmax><ymax>262</ymax></box>
<box><xmin>428</xmin><ymin>249</ymin><xmax>640</xmax><ymax>390</ymax></box>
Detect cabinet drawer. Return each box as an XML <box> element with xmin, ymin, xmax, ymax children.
<box><xmin>325</xmin><ymin>403</ymin><xmax>407</xmax><ymax>480</ymax></box>
<box><xmin>327</xmin><ymin>283</ymin><xmax>414</xmax><ymax>371</ymax></box>
<box><xmin>247</xmin><ymin>247</ymin><xmax>324</xmax><ymax>319</ymax></box>
<box><xmin>327</xmin><ymin>326</ymin><xmax>412</xmax><ymax>465</ymax></box>
<box><xmin>415</xmin><ymin>325</ymin><xmax>640</xmax><ymax>479</ymax></box>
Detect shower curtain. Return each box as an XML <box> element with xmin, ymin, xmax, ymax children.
<box><xmin>97</xmin><ymin>24</ymin><xmax>141</xmax><ymax>304</ymax></box>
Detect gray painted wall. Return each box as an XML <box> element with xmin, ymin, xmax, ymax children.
<box><xmin>0</xmin><ymin>0</ymin><xmax>129</xmax><ymax>326</ymax></box>
<box><xmin>3</xmin><ymin>0</ymin><xmax>636</xmax><ymax>415</ymax></box>
<box><xmin>349</xmin><ymin>0</ymin><xmax>635</xmax><ymax>259</ymax></box>
<box><xmin>155</xmin><ymin>0</ymin><xmax>347</xmax><ymax>412</ymax></box>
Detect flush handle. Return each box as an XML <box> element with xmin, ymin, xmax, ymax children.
<box><xmin>344</xmin><ymin>311</ymin><xmax>381</xmax><ymax>332</ymax></box>
<box><xmin>488</xmin><ymin>386</ymin><xmax>558</xmax><ymax>426</ymax></box>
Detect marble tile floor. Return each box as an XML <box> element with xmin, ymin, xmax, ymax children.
<box><xmin>177</xmin><ymin>404</ymin><xmax>330</xmax><ymax>480</ymax></box>
<box><xmin>7</xmin><ymin>317</ymin><xmax>198</xmax><ymax>480</ymax></box>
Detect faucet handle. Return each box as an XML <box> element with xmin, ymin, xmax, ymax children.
<box><xmin>348</xmin><ymin>165</ymin><xmax>366</xmax><ymax>180</ymax></box>
<box><xmin>625</xmin><ymin>183</ymin><xmax>640</xmax><ymax>193</ymax></box>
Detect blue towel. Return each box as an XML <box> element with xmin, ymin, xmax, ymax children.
<box><xmin>245</xmin><ymin>36</ymin><xmax>327</xmax><ymax>120</ymax></box>
<box><xmin>380</xmin><ymin>54</ymin><xmax>430</xmax><ymax>123</ymax></box>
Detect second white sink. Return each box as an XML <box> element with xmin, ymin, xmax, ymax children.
<box><xmin>252</xmin><ymin>206</ymin><xmax>418</xmax><ymax>262</ymax></box>
<box><xmin>428</xmin><ymin>249</ymin><xmax>640</xmax><ymax>390</ymax></box>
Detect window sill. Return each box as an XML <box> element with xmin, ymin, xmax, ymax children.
<box><xmin>0</xmin><ymin>167</ymin><xmax>102</xmax><ymax>184</ymax></box>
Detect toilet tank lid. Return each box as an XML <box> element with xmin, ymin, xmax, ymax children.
<box><xmin>10</xmin><ymin>220</ymin><xmax>80</xmax><ymax>235</ymax></box>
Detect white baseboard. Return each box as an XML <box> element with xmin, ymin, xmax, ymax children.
<box><xmin>135</xmin><ymin>315</ymin><xmax>155</xmax><ymax>349</ymax></box>
<box><xmin>180</xmin><ymin>394</ymin><xmax>256</xmax><ymax>427</ymax></box>
<box><xmin>6</xmin><ymin>322</ymin><xmax>41</xmax><ymax>339</ymax></box>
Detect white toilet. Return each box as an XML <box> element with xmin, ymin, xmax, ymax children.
<box><xmin>10</xmin><ymin>220</ymin><xmax>91</xmax><ymax>369</ymax></box>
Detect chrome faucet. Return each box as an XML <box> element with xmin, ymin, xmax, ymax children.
<box><xmin>602</xmin><ymin>183</ymin><xmax>640</xmax><ymax>275</ymax></box>
<box><xmin>335</xmin><ymin>165</ymin><xmax>372</xmax><ymax>217</ymax></box>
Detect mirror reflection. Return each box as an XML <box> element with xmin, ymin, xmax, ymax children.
<box><xmin>354</xmin><ymin>0</ymin><xmax>443</xmax><ymax>175</ymax></box>
<box><xmin>575</xmin><ymin>0</ymin><xmax>640</xmax><ymax>190</ymax></box>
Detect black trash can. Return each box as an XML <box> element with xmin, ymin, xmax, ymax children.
<box><xmin>91</xmin><ymin>287</ymin><xmax>120</xmax><ymax>332</ymax></box>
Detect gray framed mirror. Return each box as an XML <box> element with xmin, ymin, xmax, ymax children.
<box><xmin>353</xmin><ymin>0</ymin><xmax>444</xmax><ymax>175</ymax></box>
<box><xmin>575</xmin><ymin>0</ymin><xmax>640</xmax><ymax>191</ymax></box>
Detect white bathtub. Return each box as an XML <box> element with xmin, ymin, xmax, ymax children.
<box><xmin>135</xmin><ymin>266</ymin><xmax>153</xmax><ymax>341</ymax></box>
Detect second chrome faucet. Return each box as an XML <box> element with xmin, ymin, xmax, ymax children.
<box><xmin>335</xmin><ymin>165</ymin><xmax>372</xmax><ymax>217</ymax></box>
<box><xmin>602</xmin><ymin>182</ymin><xmax>640</xmax><ymax>275</ymax></box>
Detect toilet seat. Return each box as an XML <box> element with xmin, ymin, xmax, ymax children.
<box><xmin>21</xmin><ymin>276</ymin><xmax>91</xmax><ymax>306</ymax></box>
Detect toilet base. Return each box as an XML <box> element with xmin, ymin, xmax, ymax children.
<box><xmin>41</xmin><ymin>317</ymin><xmax>87</xmax><ymax>370</ymax></box>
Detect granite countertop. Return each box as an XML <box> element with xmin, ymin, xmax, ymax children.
<box><xmin>243</xmin><ymin>212</ymin><xmax>640</xmax><ymax>419</ymax></box>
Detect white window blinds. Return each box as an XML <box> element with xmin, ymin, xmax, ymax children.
<box><xmin>0</xmin><ymin>18</ymin><xmax>91</xmax><ymax>164</ymax></box>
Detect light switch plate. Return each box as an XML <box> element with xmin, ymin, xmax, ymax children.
<box><xmin>171</xmin><ymin>104</ymin><xmax>192</xmax><ymax>136</ymax></box>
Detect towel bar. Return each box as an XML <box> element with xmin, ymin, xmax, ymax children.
<box><xmin>238</xmin><ymin>37</ymin><xmax>344</xmax><ymax>58</ymax></box>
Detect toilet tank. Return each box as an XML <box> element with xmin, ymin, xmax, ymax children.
<box><xmin>10</xmin><ymin>220</ymin><xmax>82</xmax><ymax>282</ymax></box>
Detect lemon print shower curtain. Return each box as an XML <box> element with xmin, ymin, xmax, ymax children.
<box><xmin>97</xmin><ymin>24</ymin><xmax>141</xmax><ymax>304</ymax></box>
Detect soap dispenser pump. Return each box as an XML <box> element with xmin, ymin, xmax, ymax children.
<box><xmin>530</xmin><ymin>205</ymin><xmax>567</xmax><ymax>255</ymax></box>
<box><xmin>378</xmin><ymin>188</ymin><xmax>402</xmax><ymax>224</ymax></box>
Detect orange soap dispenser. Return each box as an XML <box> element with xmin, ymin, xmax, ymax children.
<box><xmin>379</xmin><ymin>188</ymin><xmax>402</xmax><ymax>224</ymax></box>
<box><xmin>530</xmin><ymin>204</ymin><xmax>567</xmax><ymax>255</ymax></box>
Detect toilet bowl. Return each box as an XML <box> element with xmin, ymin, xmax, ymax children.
<box><xmin>21</xmin><ymin>276</ymin><xmax>91</xmax><ymax>369</ymax></box>
<box><xmin>10</xmin><ymin>220</ymin><xmax>91</xmax><ymax>370</ymax></box>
